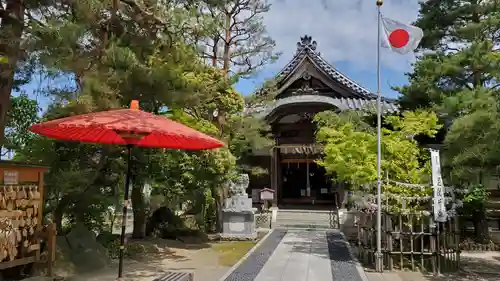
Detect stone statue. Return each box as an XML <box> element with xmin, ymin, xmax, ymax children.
<box><xmin>228</xmin><ymin>174</ymin><xmax>249</xmax><ymax>196</ymax></box>
<box><xmin>221</xmin><ymin>173</ymin><xmax>256</xmax><ymax>239</ymax></box>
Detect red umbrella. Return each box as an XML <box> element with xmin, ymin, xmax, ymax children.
<box><xmin>29</xmin><ymin>100</ymin><xmax>223</xmax><ymax>150</ymax></box>
<box><xmin>29</xmin><ymin>100</ymin><xmax>224</xmax><ymax>280</ymax></box>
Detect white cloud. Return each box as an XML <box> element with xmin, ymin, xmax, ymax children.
<box><xmin>263</xmin><ymin>0</ymin><xmax>421</xmax><ymax>73</ymax></box>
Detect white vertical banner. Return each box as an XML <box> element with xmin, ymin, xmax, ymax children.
<box><xmin>430</xmin><ymin>149</ymin><xmax>447</xmax><ymax>222</ymax></box>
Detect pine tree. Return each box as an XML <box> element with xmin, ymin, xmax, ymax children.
<box><xmin>197</xmin><ymin>0</ymin><xmax>280</xmax><ymax>79</ymax></box>
<box><xmin>397</xmin><ymin>0</ymin><xmax>500</xmax><ymax>242</ymax></box>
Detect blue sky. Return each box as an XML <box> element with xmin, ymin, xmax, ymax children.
<box><xmin>19</xmin><ymin>0</ymin><xmax>421</xmax><ymax>109</ymax></box>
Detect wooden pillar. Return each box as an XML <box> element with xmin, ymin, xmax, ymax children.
<box><xmin>269</xmin><ymin>147</ymin><xmax>275</xmax><ymax>199</ymax></box>
<box><xmin>37</xmin><ymin>170</ymin><xmax>44</xmax><ymax>226</ymax></box>
<box><xmin>270</xmin><ymin>146</ymin><xmax>279</xmax><ymax>206</ymax></box>
<box><xmin>46</xmin><ymin>223</ymin><xmax>56</xmax><ymax>276</ymax></box>
<box><xmin>275</xmin><ymin>146</ymin><xmax>281</xmax><ymax>206</ymax></box>
<box><xmin>36</xmin><ymin>170</ymin><xmax>45</xmax><ymax>263</ymax></box>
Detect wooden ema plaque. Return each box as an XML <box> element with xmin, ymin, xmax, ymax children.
<box><xmin>0</xmin><ymin>161</ymin><xmax>53</xmax><ymax>272</ymax></box>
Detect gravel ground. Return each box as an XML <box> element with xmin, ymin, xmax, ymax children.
<box><xmin>63</xmin><ymin>249</ymin><xmax>231</xmax><ymax>281</ymax></box>
<box><xmin>221</xmin><ymin>229</ymin><xmax>288</xmax><ymax>281</ymax></box>
<box><xmin>326</xmin><ymin>231</ymin><xmax>364</xmax><ymax>281</ymax></box>
<box><xmin>362</xmin><ymin>251</ymin><xmax>500</xmax><ymax>281</ymax></box>
<box><xmin>55</xmin><ymin>238</ymin><xmax>235</xmax><ymax>281</ymax></box>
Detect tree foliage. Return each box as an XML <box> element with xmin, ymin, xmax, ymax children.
<box><xmin>398</xmin><ymin>0</ymin><xmax>500</xmax><ymax>111</ymax></box>
<box><xmin>397</xmin><ymin>0</ymin><xmax>500</xmax><ymax>241</ymax></box>
<box><xmin>314</xmin><ymin>110</ymin><xmax>441</xmax><ymax>214</ymax></box>
<box><xmin>2</xmin><ymin>94</ymin><xmax>39</xmax><ymax>155</ymax></box>
<box><xmin>397</xmin><ymin>0</ymin><xmax>500</xmax><ymax>179</ymax></box>
<box><xmin>315</xmin><ymin>110</ymin><xmax>441</xmax><ymax>185</ymax></box>
<box><xmin>7</xmin><ymin>0</ymin><xmax>275</xmax><ymax>238</ymax></box>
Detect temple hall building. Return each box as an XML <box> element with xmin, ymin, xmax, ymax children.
<box><xmin>247</xmin><ymin>35</ymin><xmax>398</xmax><ymax>209</ymax></box>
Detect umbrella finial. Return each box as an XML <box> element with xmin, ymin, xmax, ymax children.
<box><xmin>130</xmin><ymin>100</ymin><xmax>139</xmax><ymax>110</ymax></box>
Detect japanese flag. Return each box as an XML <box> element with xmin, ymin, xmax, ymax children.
<box><xmin>381</xmin><ymin>16</ymin><xmax>423</xmax><ymax>54</ymax></box>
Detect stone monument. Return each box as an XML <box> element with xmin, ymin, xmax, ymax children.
<box><xmin>221</xmin><ymin>174</ymin><xmax>257</xmax><ymax>239</ymax></box>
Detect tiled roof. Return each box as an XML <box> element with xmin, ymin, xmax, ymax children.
<box><xmin>246</xmin><ymin>35</ymin><xmax>398</xmax><ymax>116</ymax></box>
<box><xmin>277</xmin><ymin>36</ymin><xmax>375</xmax><ymax>99</ymax></box>
<box><xmin>250</xmin><ymin>95</ymin><xmax>398</xmax><ymax>118</ymax></box>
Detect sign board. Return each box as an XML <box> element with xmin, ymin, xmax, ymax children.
<box><xmin>112</xmin><ymin>207</ymin><xmax>134</xmax><ymax>235</ymax></box>
<box><xmin>260</xmin><ymin>188</ymin><xmax>275</xmax><ymax>201</ymax></box>
<box><xmin>430</xmin><ymin>149</ymin><xmax>447</xmax><ymax>222</ymax></box>
<box><xmin>3</xmin><ymin>170</ymin><xmax>18</xmax><ymax>185</ymax></box>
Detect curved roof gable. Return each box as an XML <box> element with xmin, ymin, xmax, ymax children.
<box><xmin>246</xmin><ymin>35</ymin><xmax>398</xmax><ymax>116</ymax></box>
<box><xmin>276</xmin><ymin>35</ymin><xmax>377</xmax><ymax>99</ymax></box>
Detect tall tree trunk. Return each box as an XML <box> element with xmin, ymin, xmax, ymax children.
<box><xmin>53</xmin><ymin>195</ymin><xmax>72</xmax><ymax>234</ymax></box>
<box><xmin>215</xmin><ymin>196</ymin><xmax>222</xmax><ymax>233</ymax></box>
<box><xmin>222</xmin><ymin>12</ymin><xmax>231</xmax><ymax>80</ymax></box>
<box><xmin>0</xmin><ymin>0</ymin><xmax>24</xmax><ymax>144</ymax></box>
<box><xmin>212</xmin><ymin>36</ymin><xmax>219</xmax><ymax>67</ymax></box>
<box><xmin>472</xmin><ymin>210</ymin><xmax>489</xmax><ymax>243</ymax></box>
<box><xmin>131</xmin><ymin>180</ymin><xmax>147</xmax><ymax>239</ymax></box>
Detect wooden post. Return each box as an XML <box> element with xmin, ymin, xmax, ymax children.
<box><xmin>409</xmin><ymin>214</ymin><xmax>415</xmax><ymax>271</ymax></box>
<box><xmin>37</xmin><ymin>170</ymin><xmax>44</xmax><ymax>226</ymax></box>
<box><xmin>420</xmin><ymin>218</ymin><xmax>425</xmax><ymax>272</ymax></box>
<box><xmin>430</xmin><ymin>218</ymin><xmax>437</xmax><ymax>276</ymax></box>
<box><xmin>46</xmin><ymin>223</ymin><xmax>56</xmax><ymax>276</ymax></box>
<box><xmin>386</xmin><ymin>214</ymin><xmax>393</xmax><ymax>270</ymax></box>
<box><xmin>398</xmin><ymin>214</ymin><xmax>403</xmax><ymax>270</ymax></box>
<box><xmin>36</xmin><ymin>170</ymin><xmax>45</xmax><ymax>261</ymax></box>
<box><xmin>454</xmin><ymin>216</ymin><xmax>460</xmax><ymax>269</ymax></box>
<box><xmin>274</xmin><ymin>146</ymin><xmax>280</xmax><ymax>207</ymax></box>
<box><xmin>436</xmin><ymin>221</ymin><xmax>441</xmax><ymax>275</ymax></box>
<box><xmin>269</xmin><ymin>147</ymin><xmax>276</xmax><ymax>206</ymax></box>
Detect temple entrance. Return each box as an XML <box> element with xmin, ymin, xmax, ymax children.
<box><xmin>279</xmin><ymin>158</ymin><xmax>336</xmax><ymax>206</ymax></box>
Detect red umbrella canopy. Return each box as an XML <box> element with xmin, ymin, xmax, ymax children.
<box><xmin>29</xmin><ymin>100</ymin><xmax>224</xmax><ymax>150</ymax></box>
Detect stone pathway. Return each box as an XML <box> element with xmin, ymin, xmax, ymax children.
<box><xmin>220</xmin><ymin>229</ymin><xmax>366</xmax><ymax>281</ymax></box>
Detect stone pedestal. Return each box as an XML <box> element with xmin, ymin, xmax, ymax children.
<box><xmin>221</xmin><ymin>174</ymin><xmax>258</xmax><ymax>239</ymax></box>
<box><xmin>221</xmin><ymin>191</ymin><xmax>257</xmax><ymax>239</ymax></box>
<box><xmin>221</xmin><ymin>210</ymin><xmax>257</xmax><ymax>239</ymax></box>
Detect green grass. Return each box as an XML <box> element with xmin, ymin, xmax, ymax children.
<box><xmin>212</xmin><ymin>241</ymin><xmax>256</xmax><ymax>267</ymax></box>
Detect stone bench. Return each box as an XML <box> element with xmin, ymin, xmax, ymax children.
<box><xmin>153</xmin><ymin>271</ymin><xmax>194</xmax><ymax>281</ymax></box>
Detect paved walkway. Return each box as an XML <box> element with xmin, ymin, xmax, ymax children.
<box><xmin>220</xmin><ymin>229</ymin><xmax>366</xmax><ymax>281</ymax></box>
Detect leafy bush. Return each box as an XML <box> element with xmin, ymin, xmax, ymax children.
<box><xmin>146</xmin><ymin>207</ymin><xmax>201</xmax><ymax>239</ymax></box>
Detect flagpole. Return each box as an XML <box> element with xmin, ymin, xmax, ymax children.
<box><xmin>375</xmin><ymin>0</ymin><xmax>383</xmax><ymax>273</ymax></box>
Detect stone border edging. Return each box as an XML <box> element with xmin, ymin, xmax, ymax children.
<box><xmin>217</xmin><ymin>230</ymin><xmax>275</xmax><ymax>281</ymax></box>
<box><xmin>338</xmin><ymin>230</ymin><xmax>369</xmax><ymax>281</ymax></box>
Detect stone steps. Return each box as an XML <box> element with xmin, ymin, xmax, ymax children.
<box><xmin>274</xmin><ymin>209</ymin><xmax>346</xmax><ymax>229</ymax></box>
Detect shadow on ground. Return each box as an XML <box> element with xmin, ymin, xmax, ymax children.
<box><xmin>63</xmin><ymin>243</ymin><xmax>229</xmax><ymax>281</ymax></box>
<box><xmin>281</xmin><ymin>229</ymin><xmax>358</xmax><ymax>264</ymax></box>
<box><xmin>281</xmin><ymin>230</ymin><xmax>332</xmax><ymax>260</ymax></box>
<box><xmin>363</xmin><ymin>252</ymin><xmax>500</xmax><ymax>281</ymax></box>
<box><xmin>458</xmin><ymin>254</ymin><xmax>500</xmax><ymax>281</ymax></box>
<box><xmin>128</xmin><ymin>238</ymin><xmax>212</xmax><ymax>262</ymax></box>
<box><xmin>53</xmin><ymin>225</ymin><xmax>228</xmax><ymax>281</ymax></box>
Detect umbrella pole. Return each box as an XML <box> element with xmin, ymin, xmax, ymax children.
<box><xmin>118</xmin><ymin>144</ymin><xmax>133</xmax><ymax>280</ymax></box>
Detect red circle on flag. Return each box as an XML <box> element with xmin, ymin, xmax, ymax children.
<box><xmin>388</xmin><ymin>29</ymin><xmax>410</xmax><ymax>48</ymax></box>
